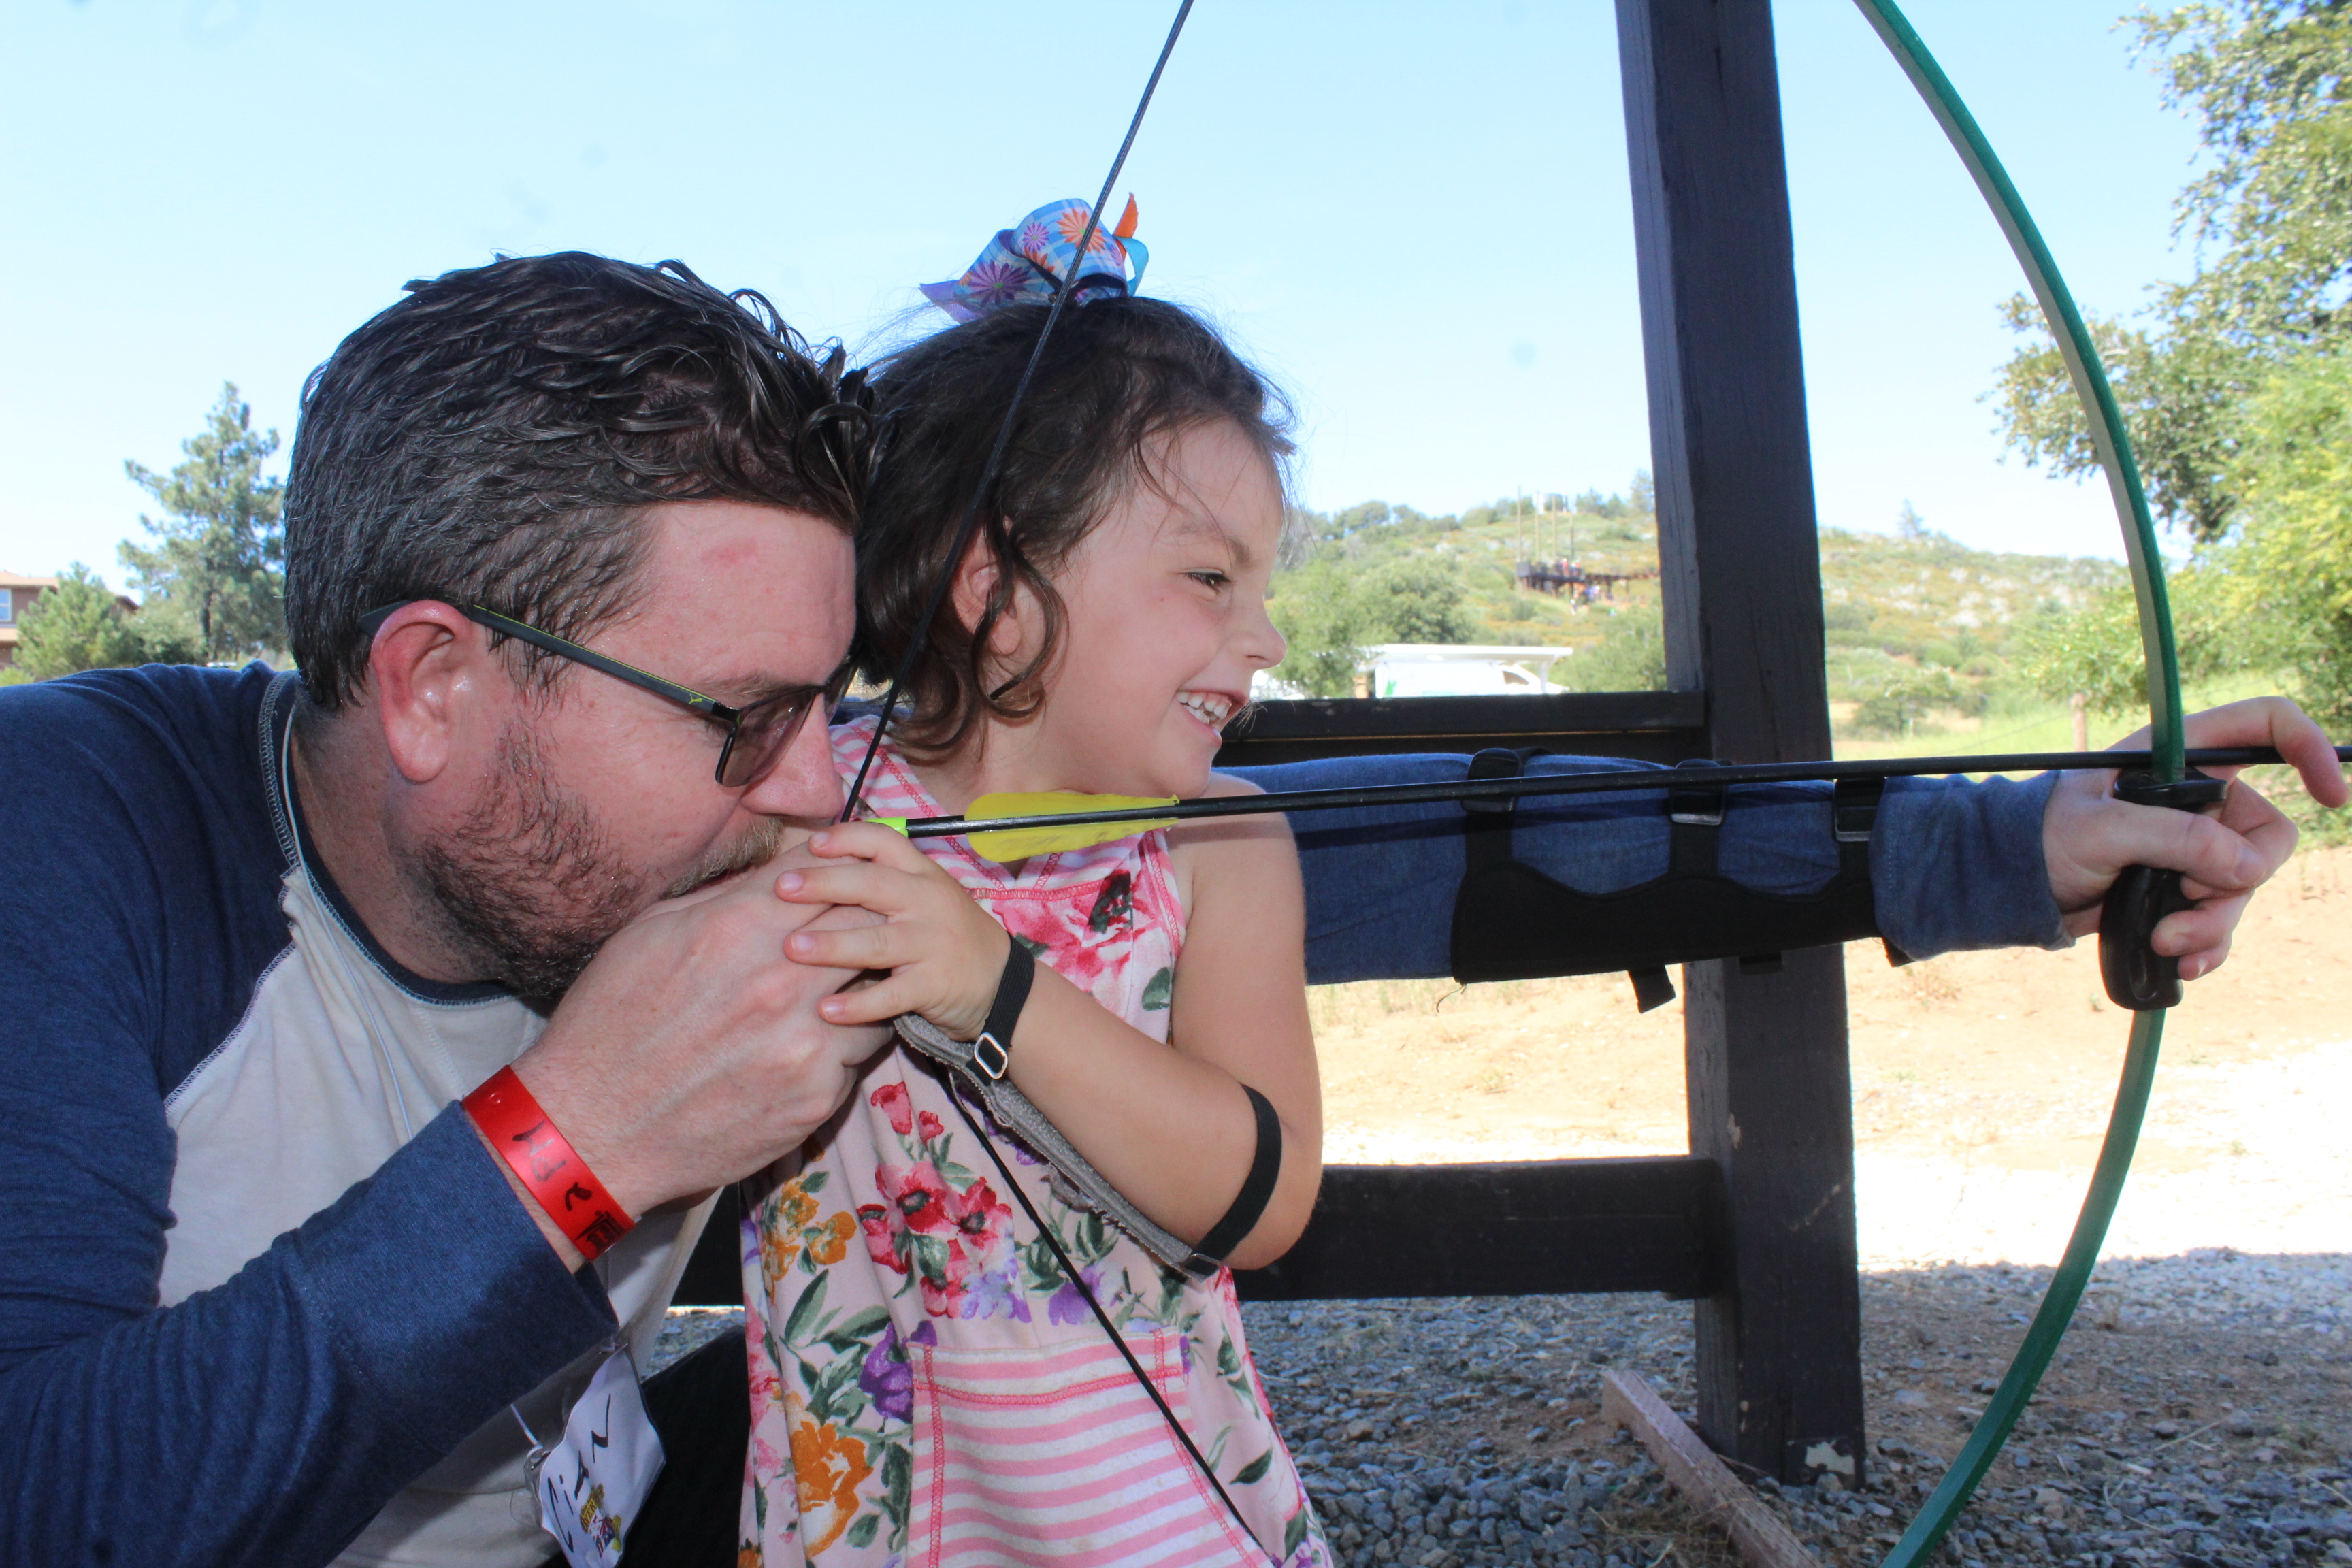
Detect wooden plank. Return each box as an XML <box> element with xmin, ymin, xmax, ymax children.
<box><xmin>1215</xmin><ymin>690</ymin><xmax>1707</xmax><ymax>767</ymax></box>
<box><xmin>1601</xmin><ymin>1369</ymin><xmax>1825</xmax><ymax>1568</ymax></box>
<box><xmin>672</xmin><ymin>1157</ymin><xmax>1730</xmax><ymax>1308</ymax></box>
<box><xmin>672</xmin><ymin>1183</ymin><xmax>746</xmax><ymax>1307</ymax></box>
<box><xmin>1229</xmin><ymin>1157</ymin><xmax>1727</xmax><ymax>1301</ymax></box>
<box><xmin>1616</xmin><ymin>0</ymin><xmax>1867</xmax><ymax>1485</ymax></box>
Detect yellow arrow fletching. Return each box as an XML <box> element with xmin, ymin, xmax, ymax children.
<box><xmin>964</xmin><ymin>791</ymin><xmax>1179</xmax><ymax>863</ymax></box>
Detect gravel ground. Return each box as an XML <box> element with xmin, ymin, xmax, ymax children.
<box><xmin>654</xmin><ymin>1245</ymin><xmax>2351</xmax><ymax>1567</ymax></box>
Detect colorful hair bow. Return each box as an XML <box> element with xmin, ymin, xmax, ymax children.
<box><xmin>919</xmin><ymin>197</ymin><xmax>1147</xmax><ymax>323</ymax></box>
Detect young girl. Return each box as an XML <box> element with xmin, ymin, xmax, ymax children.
<box><xmin>738</xmin><ymin>206</ymin><xmax>1330</xmax><ymax>1568</ymax></box>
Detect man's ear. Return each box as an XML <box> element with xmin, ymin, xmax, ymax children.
<box><xmin>946</xmin><ymin>527</ymin><xmax>1034</xmax><ymax>660</ymax></box>
<box><xmin>365</xmin><ymin>602</ymin><xmax>503</xmax><ymax>785</ymax></box>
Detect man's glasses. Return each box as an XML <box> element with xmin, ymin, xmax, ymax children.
<box><xmin>358</xmin><ymin>601</ymin><xmax>851</xmax><ymax>788</ymax></box>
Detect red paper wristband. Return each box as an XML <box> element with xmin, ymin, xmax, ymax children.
<box><xmin>463</xmin><ymin>1066</ymin><xmax>634</xmax><ymax>1261</ymax></box>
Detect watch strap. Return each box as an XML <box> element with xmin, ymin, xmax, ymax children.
<box><xmin>971</xmin><ymin>936</ymin><xmax>1035</xmax><ymax>1081</ymax></box>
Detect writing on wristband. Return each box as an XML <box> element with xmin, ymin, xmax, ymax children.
<box><xmin>463</xmin><ymin>1066</ymin><xmax>634</xmax><ymax>1261</ymax></box>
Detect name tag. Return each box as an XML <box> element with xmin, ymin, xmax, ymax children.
<box><xmin>532</xmin><ymin>1346</ymin><xmax>665</xmax><ymax>1567</ymax></box>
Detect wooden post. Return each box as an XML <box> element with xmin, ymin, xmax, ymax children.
<box><xmin>1615</xmin><ymin>0</ymin><xmax>1866</xmax><ymax>1484</ymax></box>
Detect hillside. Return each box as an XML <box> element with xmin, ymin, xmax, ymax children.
<box><xmin>1270</xmin><ymin>495</ymin><xmax>2132</xmax><ymax>734</ymax></box>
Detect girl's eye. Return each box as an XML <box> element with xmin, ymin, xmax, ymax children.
<box><xmin>1188</xmin><ymin>570</ymin><xmax>1230</xmax><ymax>590</ymax></box>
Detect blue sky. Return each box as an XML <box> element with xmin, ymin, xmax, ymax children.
<box><xmin>1</xmin><ymin>1</ymin><xmax>2205</xmax><ymax>587</ymax></box>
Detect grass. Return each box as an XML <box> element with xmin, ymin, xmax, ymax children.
<box><xmin>1829</xmin><ymin>673</ymin><xmax>2285</xmax><ymax>771</ymax></box>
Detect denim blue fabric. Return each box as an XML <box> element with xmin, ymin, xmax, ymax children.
<box><xmin>1226</xmin><ymin>753</ymin><xmax>2068</xmax><ymax>984</ymax></box>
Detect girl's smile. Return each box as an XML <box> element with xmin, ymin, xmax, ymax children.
<box><xmin>1176</xmin><ymin>689</ymin><xmax>1239</xmax><ymax>732</ymax></box>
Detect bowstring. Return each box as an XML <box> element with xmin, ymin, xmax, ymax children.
<box><xmin>840</xmin><ymin>0</ymin><xmax>1197</xmax><ymax>822</ymax></box>
<box><xmin>830</xmin><ymin>1</ymin><xmax>1268</xmax><ymax>1553</ymax></box>
<box><xmin>951</xmin><ymin>1077</ymin><xmax>1270</xmax><ymax>1558</ymax></box>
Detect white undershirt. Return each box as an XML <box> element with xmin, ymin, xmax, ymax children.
<box><xmin>162</xmin><ymin>849</ymin><xmax>713</xmax><ymax>1567</ymax></box>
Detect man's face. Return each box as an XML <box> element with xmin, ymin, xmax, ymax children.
<box><xmin>413</xmin><ymin>499</ymin><xmax>854</xmax><ymax>1004</ymax></box>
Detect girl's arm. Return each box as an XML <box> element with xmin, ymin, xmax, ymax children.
<box><xmin>1013</xmin><ymin>774</ymin><xmax>1320</xmax><ymax>1270</ymax></box>
<box><xmin>775</xmin><ymin>779</ymin><xmax>1321</xmax><ymax>1272</ymax></box>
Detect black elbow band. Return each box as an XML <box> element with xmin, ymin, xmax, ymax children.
<box><xmin>1190</xmin><ymin>1084</ymin><xmax>1281</xmax><ymax>1269</ymax></box>
<box><xmin>1448</xmin><ymin>749</ymin><xmax>1902</xmax><ymax>1011</ymax></box>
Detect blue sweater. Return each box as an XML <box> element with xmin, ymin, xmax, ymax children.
<box><xmin>0</xmin><ymin>666</ymin><xmax>2062</xmax><ymax>1566</ymax></box>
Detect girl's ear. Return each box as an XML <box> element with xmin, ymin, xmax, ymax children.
<box><xmin>948</xmin><ymin>525</ymin><xmax>1037</xmax><ymax>662</ymax></box>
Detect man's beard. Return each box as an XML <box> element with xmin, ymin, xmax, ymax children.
<box><xmin>415</xmin><ymin>721</ymin><xmax>790</xmax><ymax>1011</ymax></box>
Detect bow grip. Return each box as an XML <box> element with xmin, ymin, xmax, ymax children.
<box><xmin>2097</xmin><ymin>767</ymin><xmax>2230</xmax><ymax>1011</ymax></box>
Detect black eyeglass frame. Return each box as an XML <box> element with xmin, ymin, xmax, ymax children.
<box><xmin>357</xmin><ymin>600</ymin><xmax>849</xmax><ymax>787</ymax></box>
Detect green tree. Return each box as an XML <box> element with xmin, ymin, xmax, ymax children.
<box><xmin>1850</xmin><ymin>665</ymin><xmax>1969</xmax><ymax>740</ymax></box>
<box><xmin>1356</xmin><ymin>558</ymin><xmax>1476</xmax><ymax>644</ymax></box>
<box><xmin>2144</xmin><ymin>0</ymin><xmax>2352</xmax><ymax>348</ymax></box>
<box><xmin>2211</xmin><ymin>346</ymin><xmax>2352</xmax><ymax>724</ymax></box>
<box><xmin>118</xmin><ymin>382</ymin><xmax>287</xmax><ymax>664</ymax></box>
<box><xmin>2010</xmin><ymin>570</ymin><xmax>2237</xmax><ymax>718</ymax></box>
<box><xmin>1989</xmin><ymin>2</ymin><xmax>2352</xmax><ymax>542</ymax></box>
<box><xmin>1985</xmin><ymin>1</ymin><xmax>2352</xmax><ymax>725</ymax></box>
<box><xmin>1991</xmin><ymin>297</ymin><xmax>2249</xmax><ymax>541</ymax></box>
<box><xmin>2010</xmin><ymin>592</ymin><xmax>2151</xmax><ymax>716</ymax></box>
<box><xmin>1267</xmin><ymin>555</ymin><xmax>1480</xmax><ymax>696</ymax></box>
<box><xmin>1561</xmin><ymin>605</ymin><xmax>1667</xmax><ymax>693</ymax></box>
<box><xmin>8</xmin><ymin>564</ymin><xmax>202</xmax><ymax>681</ymax></box>
<box><xmin>1267</xmin><ymin>557</ymin><xmax>1370</xmax><ymax>698</ymax></box>
<box><xmin>1627</xmin><ymin>468</ymin><xmax>1654</xmax><ymax>515</ymax></box>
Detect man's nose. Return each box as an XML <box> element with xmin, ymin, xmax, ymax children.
<box><xmin>738</xmin><ymin>708</ymin><xmax>845</xmax><ymax>821</ymax></box>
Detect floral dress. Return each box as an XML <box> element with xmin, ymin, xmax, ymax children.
<box><xmin>739</xmin><ymin>717</ymin><xmax>1328</xmax><ymax>1568</ymax></box>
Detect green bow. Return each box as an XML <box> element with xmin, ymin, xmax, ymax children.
<box><xmin>1850</xmin><ymin>5</ymin><xmax>2184</xmax><ymax>1563</ymax></box>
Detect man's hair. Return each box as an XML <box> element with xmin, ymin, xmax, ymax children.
<box><xmin>858</xmin><ymin>296</ymin><xmax>1292</xmax><ymax>759</ymax></box>
<box><xmin>286</xmin><ymin>251</ymin><xmax>876</xmax><ymax>710</ymax></box>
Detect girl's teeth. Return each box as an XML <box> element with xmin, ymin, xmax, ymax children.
<box><xmin>1181</xmin><ymin>692</ymin><xmax>1230</xmax><ymax>726</ymax></box>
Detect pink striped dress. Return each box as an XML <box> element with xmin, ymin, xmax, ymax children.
<box><xmin>738</xmin><ymin>716</ymin><xmax>1329</xmax><ymax>1568</ymax></box>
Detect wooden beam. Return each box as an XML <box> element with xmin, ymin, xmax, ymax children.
<box><xmin>1235</xmin><ymin>1158</ymin><xmax>1727</xmax><ymax>1301</ymax></box>
<box><xmin>672</xmin><ymin>1157</ymin><xmax>1731</xmax><ymax>1308</ymax></box>
<box><xmin>1601</xmin><ymin>1369</ymin><xmax>1825</xmax><ymax>1568</ymax></box>
<box><xmin>672</xmin><ymin>1185</ymin><xmax>747</xmax><ymax>1308</ymax></box>
<box><xmin>1215</xmin><ymin>690</ymin><xmax>1708</xmax><ymax>766</ymax></box>
<box><xmin>1616</xmin><ymin>0</ymin><xmax>1867</xmax><ymax>1485</ymax></box>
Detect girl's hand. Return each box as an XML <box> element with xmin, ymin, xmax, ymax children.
<box><xmin>774</xmin><ymin>822</ymin><xmax>1012</xmax><ymax>1037</ymax></box>
<box><xmin>2043</xmin><ymin>695</ymin><xmax>2345</xmax><ymax>978</ymax></box>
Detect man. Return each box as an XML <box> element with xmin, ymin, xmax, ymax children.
<box><xmin>0</xmin><ymin>254</ymin><xmax>895</xmax><ymax>1567</ymax></box>
<box><xmin>0</xmin><ymin>251</ymin><xmax>2338</xmax><ymax>1568</ymax></box>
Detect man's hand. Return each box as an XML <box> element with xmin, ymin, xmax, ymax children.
<box><xmin>492</xmin><ymin>849</ymin><xmax>889</xmax><ymax>1258</ymax></box>
<box><xmin>2044</xmin><ymin>696</ymin><xmax>2345</xmax><ymax>979</ymax></box>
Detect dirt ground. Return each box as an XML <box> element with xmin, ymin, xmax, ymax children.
<box><xmin>1292</xmin><ymin>842</ymin><xmax>2352</xmax><ymax>1563</ymax></box>
<box><xmin>1313</xmin><ymin>843</ymin><xmax>2350</xmax><ymax>1267</ymax></box>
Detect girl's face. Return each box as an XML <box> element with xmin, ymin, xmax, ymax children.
<box><xmin>1014</xmin><ymin>418</ymin><xmax>1287</xmax><ymax>798</ymax></box>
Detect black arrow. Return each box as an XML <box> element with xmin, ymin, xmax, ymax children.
<box><xmin>900</xmin><ymin>744</ymin><xmax>2350</xmax><ymax>843</ymax></box>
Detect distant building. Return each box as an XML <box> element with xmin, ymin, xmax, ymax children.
<box><xmin>0</xmin><ymin>571</ymin><xmax>54</xmax><ymax>670</ymax></box>
<box><xmin>1363</xmin><ymin>643</ymin><xmax>1572</xmax><ymax>698</ymax></box>
<box><xmin>0</xmin><ymin>571</ymin><xmax>140</xmax><ymax>671</ymax></box>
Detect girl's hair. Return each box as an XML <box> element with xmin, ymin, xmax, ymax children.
<box><xmin>858</xmin><ymin>297</ymin><xmax>1294</xmax><ymax>759</ymax></box>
